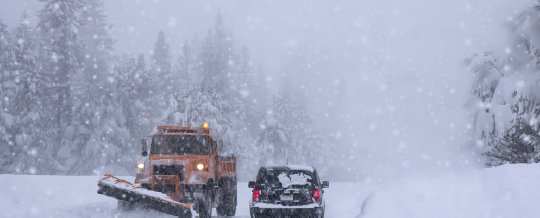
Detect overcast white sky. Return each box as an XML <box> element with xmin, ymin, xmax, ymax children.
<box><xmin>0</xmin><ymin>0</ymin><xmax>529</xmax><ymax>180</ymax></box>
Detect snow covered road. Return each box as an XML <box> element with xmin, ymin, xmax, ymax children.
<box><xmin>0</xmin><ymin>175</ymin><xmax>369</xmax><ymax>217</ymax></box>
<box><xmin>2</xmin><ymin>163</ymin><xmax>540</xmax><ymax>217</ymax></box>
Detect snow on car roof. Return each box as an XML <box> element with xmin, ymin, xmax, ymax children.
<box><xmin>287</xmin><ymin>165</ymin><xmax>314</xmax><ymax>171</ymax></box>
<box><xmin>263</xmin><ymin>165</ymin><xmax>315</xmax><ymax>172</ymax></box>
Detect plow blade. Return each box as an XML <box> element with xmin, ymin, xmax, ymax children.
<box><xmin>97</xmin><ymin>174</ymin><xmax>192</xmax><ymax>217</ymax></box>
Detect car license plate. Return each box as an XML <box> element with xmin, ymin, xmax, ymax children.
<box><xmin>280</xmin><ymin>194</ymin><xmax>293</xmax><ymax>201</ymax></box>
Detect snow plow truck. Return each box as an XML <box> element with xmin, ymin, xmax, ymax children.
<box><xmin>97</xmin><ymin>124</ymin><xmax>237</xmax><ymax>217</ymax></box>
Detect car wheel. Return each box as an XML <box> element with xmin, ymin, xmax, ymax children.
<box><xmin>313</xmin><ymin>210</ymin><xmax>324</xmax><ymax>218</ymax></box>
<box><xmin>250</xmin><ymin>208</ymin><xmax>256</xmax><ymax>218</ymax></box>
<box><xmin>310</xmin><ymin>208</ymin><xmax>324</xmax><ymax>218</ymax></box>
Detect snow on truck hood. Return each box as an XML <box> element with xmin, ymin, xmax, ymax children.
<box><xmin>150</xmin><ymin>159</ymin><xmax>187</xmax><ymax>165</ymax></box>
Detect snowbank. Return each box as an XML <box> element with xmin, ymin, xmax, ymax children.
<box><xmin>360</xmin><ymin>163</ymin><xmax>540</xmax><ymax>218</ymax></box>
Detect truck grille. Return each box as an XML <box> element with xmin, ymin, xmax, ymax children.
<box><xmin>152</xmin><ymin>165</ymin><xmax>185</xmax><ymax>181</ymax></box>
<box><xmin>155</xmin><ymin>184</ymin><xmax>176</xmax><ymax>194</ymax></box>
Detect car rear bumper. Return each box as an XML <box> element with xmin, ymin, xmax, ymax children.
<box><xmin>250</xmin><ymin>206</ymin><xmax>324</xmax><ymax>217</ymax></box>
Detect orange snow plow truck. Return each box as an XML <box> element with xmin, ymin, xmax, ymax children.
<box><xmin>97</xmin><ymin>124</ymin><xmax>237</xmax><ymax>217</ymax></box>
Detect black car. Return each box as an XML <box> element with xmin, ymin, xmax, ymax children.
<box><xmin>248</xmin><ymin>165</ymin><xmax>329</xmax><ymax>217</ymax></box>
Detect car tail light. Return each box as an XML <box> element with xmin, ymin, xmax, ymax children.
<box><xmin>314</xmin><ymin>190</ymin><xmax>320</xmax><ymax>202</ymax></box>
<box><xmin>253</xmin><ymin>190</ymin><xmax>260</xmax><ymax>202</ymax></box>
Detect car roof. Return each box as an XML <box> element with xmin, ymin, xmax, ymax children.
<box><xmin>261</xmin><ymin>165</ymin><xmax>315</xmax><ymax>172</ymax></box>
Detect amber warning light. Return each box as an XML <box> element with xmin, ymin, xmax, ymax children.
<box><xmin>203</xmin><ymin>123</ymin><xmax>209</xmax><ymax>128</ymax></box>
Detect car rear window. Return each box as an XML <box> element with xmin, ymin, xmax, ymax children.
<box><xmin>256</xmin><ymin>168</ymin><xmax>318</xmax><ymax>187</ymax></box>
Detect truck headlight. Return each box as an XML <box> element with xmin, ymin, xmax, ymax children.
<box><xmin>197</xmin><ymin>163</ymin><xmax>204</xmax><ymax>170</ymax></box>
<box><xmin>137</xmin><ymin>163</ymin><xmax>144</xmax><ymax>169</ymax></box>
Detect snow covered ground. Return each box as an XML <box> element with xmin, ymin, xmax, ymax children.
<box><xmin>360</xmin><ymin>164</ymin><xmax>540</xmax><ymax>218</ymax></box>
<box><xmin>0</xmin><ymin>175</ymin><xmax>368</xmax><ymax>217</ymax></box>
<box><xmin>1</xmin><ymin>163</ymin><xmax>539</xmax><ymax>217</ymax></box>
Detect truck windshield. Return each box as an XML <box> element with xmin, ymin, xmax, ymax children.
<box><xmin>150</xmin><ymin>135</ymin><xmax>210</xmax><ymax>155</ymax></box>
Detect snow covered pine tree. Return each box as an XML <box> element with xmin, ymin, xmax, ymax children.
<box><xmin>466</xmin><ymin>2</ymin><xmax>540</xmax><ymax>166</ymax></box>
<box><xmin>8</xmin><ymin>11</ymin><xmax>57</xmax><ymax>173</ymax></box>
<box><xmin>0</xmin><ymin>18</ymin><xmax>16</xmax><ymax>173</ymax></box>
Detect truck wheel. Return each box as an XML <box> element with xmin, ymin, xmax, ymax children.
<box><xmin>216</xmin><ymin>189</ymin><xmax>237</xmax><ymax>216</ymax></box>
<box><xmin>198</xmin><ymin>191</ymin><xmax>213</xmax><ymax>218</ymax></box>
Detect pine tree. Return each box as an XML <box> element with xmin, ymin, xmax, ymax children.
<box><xmin>253</xmin><ymin>80</ymin><xmax>335</xmax><ymax>173</ymax></box>
<box><xmin>233</xmin><ymin>46</ymin><xmax>262</xmax><ymax>138</ymax></box>
<box><xmin>102</xmin><ymin>56</ymin><xmax>154</xmax><ymax>175</ymax></box>
<box><xmin>188</xmin><ymin>34</ymin><xmax>202</xmax><ymax>84</ymax></box>
<box><xmin>137</xmin><ymin>52</ymin><xmax>164</xmax><ymax>135</ymax></box>
<box><xmin>255</xmin><ymin>101</ymin><xmax>292</xmax><ymax>166</ymax></box>
<box><xmin>58</xmin><ymin>64</ymin><xmax>104</xmax><ymax>174</ymax></box>
<box><xmin>0</xmin><ymin>18</ymin><xmax>16</xmax><ymax>173</ymax></box>
<box><xmin>130</xmin><ymin>54</ymin><xmax>158</xmax><ymax>138</ymax></box>
<box><xmin>37</xmin><ymin>0</ymin><xmax>85</xmax><ymax>93</ymax></box>
<box><xmin>293</xmin><ymin>92</ymin><xmax>335</xmax><ymax>174</ymax></box>
<box><xmin>229</xmin><ymin>45</ymin><xmax>252</xmax><ymax>100</ymax></box>
<box><xmin>466</xmin><ymin>2</ymin><xmax>540</xmax><ymax>165</ymax></box>
<box><xmin>200</xmin><ymin>10</ymin><xmax>233</xmax><ymax>94</ymax></box>
<box><xmin>239</xmin><ymin>66</ymin><xmax>271</xmax><ymax>177</ymax></box>
<box><xmin>37</xmin><ymin>0</ymin><xmax>86</xmax><ymax>166</ymax></box>
<box><xmin>200</xmin><ymin>29</ymin><xmax>216</xmax><ymax>89</ymax></box>
<box><xmin>151</xmin><ymin>31</ymin><xmax>173</xmax><ymax>92</ymax></box>
<box><xmin>79</xmin><ymin>0</ymin><xmax>115</xmax><ymax>87</ymax></box>
<box><xmin>236</xmin><ymin>45</ymin><xmax>253</xmax><ymax>86</ymax></box>
<box><xmin>255</xmin><ymin>82</ymin><xmax>296</xmax><ymax>165</ymax></box>
<box><xmin>0</xmin><ymin>18</ymin><xmax>15</xmax><ymax>113</ymax></box>
<box><xmin>7</xmin><ymin>11</ymin><xmax>58</xmax><ymax>174</ymax></box>
<box><xmin>161</xmin><ymin>85</ymin><xmax>234</xmax><ymax>151</ymax></box>
<box><xmin>252</xmin><ymin>65</ymin><xmax>270</xmax><ymax>130</ymax></box>
<box><xmin>177</xmin><ymin>39</ymin><xmax>196</xmax><ymax>92</ymax></box>
<box><xmin>484</xmin><ymin>118</ymin><xmax>540</xmax><ymax>166</ymax></box>
<box><xmin>293</xmin><ymin>93</ymin><xmax>313</xmax><ymax>164</ymax></box>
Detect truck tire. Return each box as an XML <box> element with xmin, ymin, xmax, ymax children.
<box><xmin>216</xmin><ymin>187</ymin><xmax>237</xmax><ymax>216</ymax></box>
<box><xmin>197</xmin><ymin>190</ymin><xmax>213</xmax><ymax>218</ymax></box>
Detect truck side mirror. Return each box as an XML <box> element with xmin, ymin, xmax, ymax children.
<box><xmin>322</xmin><ymin>181</ymin><xmax>329</xmax><ymax>188</ymax></box>
<box><xmin>141</xmin><ymin>138</ymin><xmax>148</xmax><ymax>157</ymax></box>
<box><xmin>248</xmin><ymin>181</ymin><xmax>255</xmax><ymax>188</ymax></box>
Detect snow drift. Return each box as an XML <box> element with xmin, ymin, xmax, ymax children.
<box><xmin>360</xmin><ymin>163</ymin><xmax>540</xmax><ymax>218</ymax></box>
